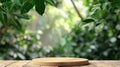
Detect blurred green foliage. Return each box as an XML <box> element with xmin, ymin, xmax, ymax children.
<box><xmin>0</xmin><ymin>0</ymin><xmax>56</xmax><ymax>59</ymax></box>
<box><xmin>42</xmin><ymin>0</ymin><xmax>120</xmax><ymax>60</ymax></box>
<box><xmin>58</xmin><ymin>0</ymin><xmax>120</xmax><ymax>59</ymax></box>
<box><xmin>0</xmin><ymin>0</ymin><xmax>120</xmax><ymax>60</ymax></box>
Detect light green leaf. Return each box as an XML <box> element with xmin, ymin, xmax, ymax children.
<box><xmin>45</xmin><ymin>0</ymin><xmax>56</xmax><ymax>6</ymax></box>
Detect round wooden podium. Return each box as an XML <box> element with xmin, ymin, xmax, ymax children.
<box><xmin>32</xmin><ymin>57</ymin><xmax>89</xmax><ymax>67</ymax></box>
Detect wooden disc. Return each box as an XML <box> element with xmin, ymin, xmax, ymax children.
<box><xmin>32</xmin><ymin>57</ymin><xmax>89</xmax><ymax>66</ymax></box>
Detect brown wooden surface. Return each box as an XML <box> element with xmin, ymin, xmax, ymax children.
<box><xmin>0</xmin><ymin>60</ymin><xmax>120</xmax><ymax>67</ymax></box>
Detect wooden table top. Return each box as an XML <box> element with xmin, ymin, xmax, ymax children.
<box><xmin>32</xmin><ymin>58</ymin><xmax>89</xmax><ymax>66</ymax></box>
<box><xmin>0</xmin><ymin>60</ymin><xmax>120</xmax><ymax>67</ymax></box>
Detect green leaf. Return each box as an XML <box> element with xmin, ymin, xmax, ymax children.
<box><xmin>0</xmin><ymin>11</ymin><xmax>5</xmax><ymax>25</ymax></box>
<box><xmin>9</xmin><ymin>18</ymin><xmax>23</xmax><ymax>32</ymax></box>
<box><xmin>13</xmin><ymin>13</ymin><xmax>30</xmax><ymax>19</ymax></box>
<box><xmin>14</xmin><ymin>0</ymin><xmax>23</xmax><ymax>6</ymax></box>
<box><xmin>0</xmin><ymin>11</ymin><xmax>7</xmax><ymax>26</ymax></box>
<box><xmin>21</xmin><ymin>0</ymin><xmax>34</xmax><ymax>14</ymax></box>
<box><xmin>83</xmin><ymin>18</ymin><xmax>95</xmax><ymax>23</ymax></box>
<box><xmin>83</xmin><ymin>0</ymin><xmax>90</xmax><ymax>6</ymax></box>
<box><xmin>19</xmin><ymin>0</ymin><xmax>24</xmax><ymax>5</ymax></box>
<box><xmin>34</xmin><ymin>0</ymin><xmax>45</xmax><ymax>15</ymax></box>
<box><xmin>0</xmin><ymin>0</ymin><xmax>10</xmax><ymax>3</ymax></box>
<box><xmin>45</xmin><ymin>0</ymin><xmax>56</xmax><ymax>6</ymax></box>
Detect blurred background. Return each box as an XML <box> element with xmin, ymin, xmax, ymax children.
<box><xmin>0</xmin><ymin>0</ymin><xmax>120</xmax><ymax>60</ymax></box>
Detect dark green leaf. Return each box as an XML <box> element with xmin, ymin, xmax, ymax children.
<box><xmin>0</xmin><ymin>11</ymin><xmax>5</xmax><ymax>25</ymax></box>
<box><xmin>34</xmin><ymin>0</ymin><xmax>45</xmax><ymax>15</ymax></box>
<box><xmin>20</xmin><ymin>0</ymin><xmax>24</xmax><ymax>5</ymax></box>
<box><xmin>21</xmin><ymin>0</ymin><xmax>34</xmax><ymax>14</ymax></box>
<box><xmin>9</xmin><ymin>18</ymin><xmax>23</xmax><ymax>32</ymax></box>
<box><xmin>0</xmin><ymin>6</ymin><xmax>7</xmax><ymax>13</ymax></box>
<box><xmin>0</xmin><ymin>11</ymin><xmax>7</xmax><ymax>26</ymax></box>
<box><xmin>83</xmin><ymin>18</ymin><xmax>95</xmax><ymax>23</ymax></box>
<box><xmin>45</xmin><ymin>0</ymin><xmax>56</xmax><ymax>6</ymax></box>
<box><xmin>0</xmin><ymin>0</ymin><xmax>10</xmax><ymax>3</ymax></box>
<box><xmin>2</xmin><ymin>1</ymin><xmax>13</xmax><ymax>11</ymax></box>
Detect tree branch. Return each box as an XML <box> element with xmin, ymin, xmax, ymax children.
<box><xmin>71</xmin><ymin>0</ymin><xmax>84</xmax><ymax>21</ymax></box>
<box><xmin>0</xmin><ymin>23</ymin><xmax>11</xmax><ymax>36</ymax></box>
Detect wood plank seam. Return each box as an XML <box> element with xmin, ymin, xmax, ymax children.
<box><xmin>6</xmin><ymin>61</ymin><xmax>30</xmax><ymax>67</ymax></box>
<box><xmin>23</xmin><ymin>61</ymin><xmax>31</xmax><ymax>67</ymax></box>
<box><xmin>90</xmin><ymin>62</ymin><xmax>97</xmax><ymax>67</ymax></box>
<box><xmin>0</xmin><ymin>61</ymin><xmax>17</xmax><ymax>67</ymax></box>
<box><xmin>5</xmin><ymin>61</ymin><xmax>17</xmax><ymax>67</ymax></box>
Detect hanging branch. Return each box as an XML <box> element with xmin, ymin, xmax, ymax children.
<box><xmin>71</xmin><ymin>0</ymin><xmax>84</xmax><ymax>21</ymax></box>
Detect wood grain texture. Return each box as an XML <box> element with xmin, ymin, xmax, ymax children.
<box><xmin>7</xmin><ymin>61</ymin><xmax>30</xmax><ymax>67</ymax></box>
<box><xmin>0</xmin><ymin>60</ymin><xmax>120</xmax><ymax>67</ymax></box>
<box><xmin>32</xmin><ymin>58</ymin><xmax>88</xmax><ymax>66</ymax></box>
<box><xmin>23</xmin><ymin>62</ymin><xmax>40</xmax><ymax>67</ymax></box>
<box><xmin>0</xmin><ymin>60</ymin><xmax>16</xmax><ymax>67</ymax></box>
<box><xmin>95</xmin><ymin>61</ymin><xmax>120</xmax><ymax>67</ymax></box>
<box><xmin>80</xmin><ymin>61</ymin><xmax>120</xmax><ymax>67</ymax></box>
